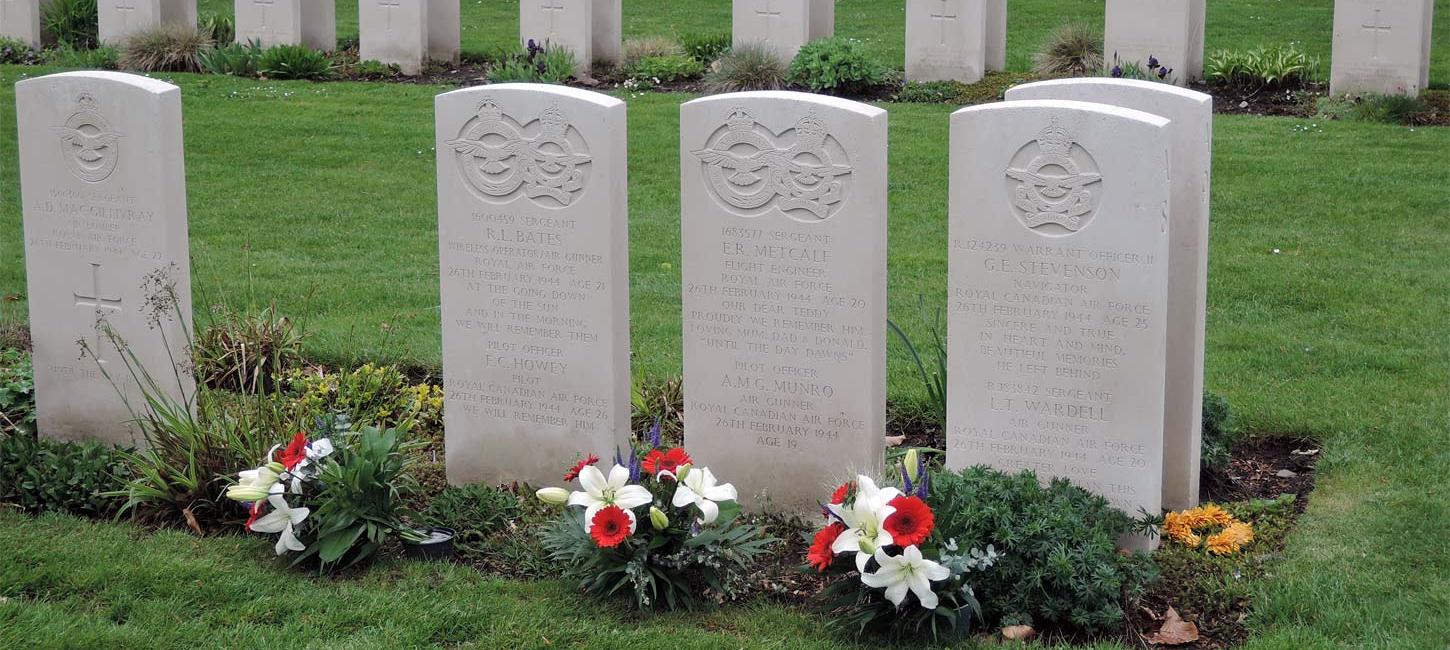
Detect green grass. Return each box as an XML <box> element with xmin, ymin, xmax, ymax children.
<box><xmin>193</xmin><ymin>0</ymin><xmax>1450</xmax><ymax>86</ymax></box>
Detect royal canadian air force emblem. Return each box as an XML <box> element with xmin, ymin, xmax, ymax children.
<box><xmin>53</xmin><ymin>92</ymin><xmax>122</xmax><ymax>183</ymax></box>
<box><xmin>447</xmin><ymin>99</ymin><xmax>591</xmax><ymax>207</ymax></box>
<box><xmin>693</xmin><ymin>108</ymin><xmax>853</xmax><ymax>222</ymax></box>
<box><xmin>1005</xmin><ymin>119</ymin><xmax>1103</xmax><ymax>233</ymax></box>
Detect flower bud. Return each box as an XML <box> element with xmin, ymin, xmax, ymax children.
<box><xmin>650</xmin><ymin>506</ymin><xmax>669</xmax><ymax>531</ymax></box>
<box><xmin>266</xmin><ymin>462</ymin><xmax>285</xmax><ymax>474</ymax></box>
<box><xmin>858</xmin><ymin>535</ymin><xmax>876</xmax><ymax>556</ymax></box>
<box><xmin>224</xmin><ymin>484</ymin><xmax>269</xmax><ymax>503</ymax></box>
<box><xmin>535</xmin><ymin>487</ymin><xmax>570</xmax><ymax>506</ymax></box>
<box><xmin>674</xmin><ymin>463</ymin><xmax>692</xmax><ymax>482</ymax></box>
<box><xmin>904</xmin><ymin>448</ymin><xmax>920</xmax><ymax>483</ymax></box>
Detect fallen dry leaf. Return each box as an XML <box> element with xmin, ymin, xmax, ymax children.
<box><xmin>1291</xmin><ymin>448</ymin><xmax>1320</xmax><ymax>456</ymax></box>
<box><xmin>1146</xmin><ymin>608</ymin><xmax>1200</xmax><ymax>646</ymax></box>
<box><xmin>1001</xmin><ymin>625</ymin><xmax>1036</xmax><ymax>641</ymax></box>
<box><xmin>885</xmin><ymin>435</ymin><xmax>906</xmax><ymax>447</ymax></box>
<box><xmin>1276</xmin><ymin>469</ymin><xmax>1298</xmax><ymax>478</ymax></box>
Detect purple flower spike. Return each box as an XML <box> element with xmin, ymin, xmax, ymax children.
<box><xmin>648</xmin><ymin>419</ymin><xmax>662</xmax><ymax>448</ymax></box>
<box><xmin>899</xmin><ymin>462</ymin><xmax>914</xmax><ymax>495</ymax></box>
<box><xmin>1158</xmin><ymin>67</ymin><xmax>1173</xmax><ymax>80</ymax></box>
<box><xmin>1147</xmin><ymin>55</ymin><xmax>1160</xmax><ymax>69</ymax></box>
<box><xmin>1111</xmin><ymin>64</ymin><xmax>1123</xmax><ymax>78</ymax></box>
<box><xmin>629</xmin><ymin>452</ymin><xmax>642</xmax><ymax>482</ymax></box>
<box><xmin>614</xmin><ymin>446</ymin><xmax>626</xmax><ymax>469</ymax></box>
<box><xmin>918</xmin><ymin>468</ymin><xmax>931</xmax><ymax>500</ymax></box>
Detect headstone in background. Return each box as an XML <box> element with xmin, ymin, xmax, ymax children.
<box><xmin>986</xmin><ymin>0</ymin><xmax>1006</xmax><ymax>71</ymax></box>
<box><xmin>946</xmin><ymin>99</ymin><xmax>1171</xmax><ymax>550</ymax></box>
<box><xmin>1006</xmin><ymin>79</ymin><xmax>1213</xmax><ymax>512</ymax></box>
<box><xmin>1330</xmin><ymin>0</ymin><xmax>1435</xmax><ymax>96</ymax></box>
<box><xmin>520</xmin><ymin>0</ymin><xmax>592</xmax><ymax>75</ymax></box>
<box><xmin>427</xmin><ymin>0</ymin><xmax>459</xmax><ymax>64</ymax></box>
<box><xmin>0</xmin><ymin>0</ymin><xmax>53</xmax><ymax>48</ymax></box>
<box><xmin>101</xmin><ymin>0</ymin><xmax>198</xmax><ymax>45</ymax></box>
<box><xmin>809</xmin><ymin>0</ymin><xmax>834</xmax><ymax>41</ymax></box>
<box><xmin>733</xmin><ymin>0</ymin><xmax>812</xmax><ymax>64</ymax></box>
<box><xmin>591</xmin><ymin>0</ymin><xmax>621</xmax><ymax>65</ymax></box>
<box><xmin>1104</xmin><ymin>0</ymin><xmax>1205</xmax><ymax>85</ymax></box>
<box><xmin>359</xmin><ymin>0</ymin><xmax>428</xmax><ymax>75</ymax></box>
<box><xmin>235</xmin><ymin>0</ymin><xmax>303</xmax><ymax>48</ymax></box>
<box><xmin>301</xmin><ymin>0</ymin><xmax>337</xmax><ymax>51</ymax></box>
<box><xmin>906</xmin><ymin>0</ymin><xmax>987</xmax><ymax>84</ymax></box>
<box><xmin>437</xmin><ymin>83</ymin><xmax>630</xmax><ymax>488</ymax></box>
<box><xmin>16</xmin><ymin>71</ymin><xmax>194</xmax><ymax>447</ymax></box>
<box><xmin>680</xmin><ymin>91</ymin><xmax>888</xmax><ymax>513</ymax></box>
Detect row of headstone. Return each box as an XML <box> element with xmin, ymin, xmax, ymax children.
<box><xmin>18</xmin><ymin>72</ymin><xmax>1210</xmax><ymax>539</ymax></box>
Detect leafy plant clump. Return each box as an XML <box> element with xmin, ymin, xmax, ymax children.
<box><xmin>1205</xmin><ymin>44</ymin><xmax>1317</xmax><ymax>90</ymax></box>
<box><xmin>681</xmin><ymin>31</ymin><xmax>732</xmax><ymax>64</ymax></box>
<box><xmin>1201</xmin><ymin>391</ymin><xmax>1234</xmax><ymax>473</ymax></box>
<box><xmin>928</xmin><ymin>466</ymin><xmax>1156</xmax><ymax>634</ymax></box>
<box><xmin>626</xmin><ymin>54</ymin><xmax>705</xmax><ymax>84</ymax></box>
<box><xmin>194</xmin><ymin>303</ymin><xmax>305</xmax><ymax>392</ymax></box>
<box><xmin>1</xmin><ymin>349</ymin><xmax>36</xmax><ymax>436</ymax></box>
<box><xmin>631</xmin><ymin>376</ymin><xmax>683</xmax><ymax>444</ymax></box>
<box><xmin>895</xmin><ymin>80</ymin><xmax>968</xmax><ymax>103</ymax></box>
<box><xmin>42</xmin><ymin>43</ymin><xmax>118</xmax><ymax>69</ymax></box>
<box><xmin>198</xmin><ymin>14</ymin><xmax>235</xmax><ymax>45</ymax></box>
<box><xmin>422</xmin><ymin>484</ymin><xmax>519</xmax><ymax>550</ymax></box>
<box><xmin>623</xmin><ymin>36</ymin><xmax>684</xmax><ymax>67</ymax></box>
<box><xmin>120</xmin><ymin>23</ymin><xmax>212</xmax><ymax>72</ymax></box>
<box><xmin>42</xmin><ymin>0</ymin><xmax>99</xmax><ymax>49</ymax></box>
<box><xmin>888</xmin><ymin>299</ymin><xmax>947</xmax><ymax>427</ymax></box>
<box><xmin>281</xmin><ymin>364</ymin><xmax>442</xmax><ymax>436</ymax></box>
<box><xmin>259</xmin><ymin>44</ymin><xmax>332</xmax><ymax>80</ymax></box>
<box><xmin>1033</xmin><ymin>23</ymin><xmax>1102</xmax><ymax>76</ymax></box>
<box><xmin>198</xmin><ymin>40</ymin><xmax>263</xmax><ymax>77</ymax></box>
<box><xmin>0</xmin><ymin>37</ymin><xmax>41</xmax><ymax>65</ymax></box>
<box><xmin>489</xmin><ymin>39</ymin><xmax>576</xmax><ymax>84</ymax></box>
<box><xmin>788</xmin><ymin>36</ymin><xmax>885</xmax><ymax>95</ymax></box>
<box><xmin>705</xmin><ymin>43</ymin><xmax>787</xmax><ymax>93</ymax></box>
<box><xmin>0</xmin><ymin>431</ymin><xmax>128</xmax><ymax>517</ymax></box>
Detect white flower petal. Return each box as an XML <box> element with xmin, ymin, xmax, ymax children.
<box><xmin>613</xmin><ymin>485</ymin><xmax>654</xmax><ymax>510</ymax></box>
<box><xmin>703</xmin><ymin>481</ymin><xmax>737</xmax><ymax>503</ymax></box>
<box><xmin>566</xmin><ymin>490</ymin><xmax>593</xmax><ymax>508</ymax></box>
<box><xmin>883</xmin><ymin>581</ymin><xmax>909</xmax><ymax>607</ymax></box>
<box><xmin>671</xmin><ymin>484</ymin><xmax>698</xmax><ymax>508</ymax></box>
<box><xmin>578</xmin><ymin>465</ymin><xmax>608</xmax><ymax>497</ymax></box>
<box><xmin>249</xmin><ymin>509</ymin><xmax>289</xmax><ymax>534</ymax></box>
<box><xmin>606</xmin><ymin>464</ymin><xmax>631</xmax><ymax>489</ymax></box>
<box><xmin>831</xmin><ymin>528</ymin><xmax>862</xmax><ymax>555</ymax></box>
<box><xmin>695</xmin><ymin>497</ymin><xmax>719</xmax><ymax>524</ymax></box>
<box><xmin>288</xmin><ymin>506</ymin><xmax>310</xmax><ymax>526</ymax></box>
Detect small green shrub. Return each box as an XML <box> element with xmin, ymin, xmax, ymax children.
<box><xmin>194</xmin><ymin>304</ymin><xmax>305</xmax><ymax>392</ymax></box>
<box><xmin>422</xmin><ymin>484</ymin><xmax>519</xmax><ymax>550</ymax></box>
<box><xmin>631</xmin><ymin>376</ymin><xmax>683</xmax><ymax>444</ymax></box>
<box><xmin>42</xmin><ymin>42</ymin><xmax>118</xmax><ymax>69</ymax></box>
<box><xmin>259</xmin><ymin>44</ymin><xmax>332</xmax><ymax>80</ymax></box>
<box><xmin>0</xmin><ymin>37</ymin><xmax>41</xmax><ymax>65</ymax></box>
<box><xmin>1033</xmin><ymin>23</ymin><xmax>1102</xmax><ymax>76</ymax></box>
<box><xmin>198</xmin><ymin>40</ymin><xmax>263</xmax><ymax>76</ymax></box>
<box><xmin>894</xmin><ymin>80</ymin><xmax>966</xmax><ymax>103</ymax></box>
<box><xmin>0</xmin><ymin>431</ymin><xmax>128</xmax><ymax>517</ymax></box>
<box><xmin>120</xmin><ymin>23</ymin><xmax>211</xmax><ymax>72</ymax></box>
<box><xmin>351</xmin><ymin>58</ymin><xmax>401</xmax><ymax>79</ymax></box>
<box><xmin>788</xmin><ymin>36</ymin><xmax>885</xmax><ymax>95</ymax></box>
<box><xmin>626</xmin><ymin>54</ymin><xmax>705</xmax><ymax>83</ymax></box>
<box><xmin>929</xmin><ymin>466</ymin><xmax>1156</xmax><ymax>634</ymax></box>
<box><xmin>1201</xmin><ymin>391</ymin><xmax>1234</xmax><ymax>473</ymax></box>
<box><xmin>1349</xmin><ymin>93</ymin><xmax>1432</xmax><ymax>124</ymax></box>
<box><xmin>198</xmin><ymin>14</ymin><xmax>235</xmax><ymax>45</ymax></box>
<box><xmin>705</xmin><ymin>43</ymin><xmax>787</xmax><ymax>93</ymax></box>
<box><xmin>488</xmin><ymin>41</ymin><xmax>576</xmax><ymax>84</ymax></box>
<box><xmin>0</xmin><ymin>350</ymin><xmax>36</xmax><ymax>436</ymax></box>
<box><xmin>1205</xmin><ymin>45</ymin><xmax>1317</xmax><ymax>89</ymax></box>
<box><xmin>623</xmin><ymin>36</ymin><xmax>683</xmax><ymax>67</ymax></box>
<box><xmin>282</xmin><ymin>365</ymin><xmax>443</xmax><ymax>435</ymax></box>
<box><xmin>681</xmin><ymin>31</ymin><xmax>732</xmax><ymax>64</ymax></box>
<box><xmin>42</xmin><ymin>0</ymin><xmax>99</xmax><ymax>49</ymax></box>
<box><xmin>296</xmin><ymin>425</ymin><xmax>419</xmax><ymax>572</ymax></box>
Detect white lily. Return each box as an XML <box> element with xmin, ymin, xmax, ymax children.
<box><xmin>860</xmin><ymin>545</ymin><xmax>951</xmax><ymax>610</ymax></box>
<box><xmin>826</xmin><ymin>475</ymin><xmax>900</xmax><ymax>572</ymax></box>
<box><xmin>249</xmin><ymin>485</ymin><xmax>310</xmax><ymax>556</ymax></box>
<box><xmin>566</xmin><ymin>464</ymin><xmax>653</xmax><ymax>531</ymax></box>
<box><xmin>225</xmin><ymin>462</ymin><xmax>283</xmax><ymax>503</ymax></box>
<box><xmin>670</xmin><ymin>466</ymin><xmax>738</xmax><ymax>524</ymax></box>
<box><xmin>288</xmin><ymin>438</ymin><xmax>335</xmax><ymax>493</ymax></box>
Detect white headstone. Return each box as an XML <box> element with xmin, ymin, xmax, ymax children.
<box><xmin>235</xmin><ymin>0</ymin><xmax>302</xmax><ymax>47</ymax></box>
<box><xmin>0</xmin><ymin>0</ymin><xmax>51</xmax><ymax>48</ymax></box>
<box><xmin>591</xmin><ymin>0</ymin><xmax>621</xmax><ymax>65</ymax></box>
<box><xmin>986</xmin><ymin>0</ymin><xmax>1006</xmax><ymax>71</ymax></box>
<box><xmin>1006</xmin><ymin>79</ymin><xmax>1212</xmax><ymax>512</ymax></box>
<box><xmin>946</xmin><ymin>100</ymin><xmax>1170</xmax><ymax>549</ymax></box>
<box><xmin>16</xmin><ymin>71</ymin><xmax>194</xmax><ymax>447</ymax></box>
<box><xmin>427</xmin><ymin>0</ymin><xmax>459</xmax><ymax>64</ymax></box>
<box><xmin>360</xmin><ymin>0</ymin><xmax>427</xmax><ymax>75</ymax></box>
<box><xmin>301</xmin><ymin>0</ymin><xmax>336</xmax><ymax>51</ymax></box>
<box><xmin>906</xmin><ymin>0</ymin><xmax>987</xmax><ymax>84</ymax></box>
<box><xmin>681</xmin><ymin>91</ymin><xmax>888</xmax><ymax>513</ymax></box>
<box><xmin>809</xmin><ymin>0</ymin><xmax>834</xmax><ymax>41</ymax></box>
<box><xmin>1330</xmin><ymin>0</ymin><xmax>1435</xmax><ymax>96</ymax></box>
<box><xmin>733</xmin><ymin>0</ymin><xmax>812</xmax><ymax>64</ymax></box>
<box><xmin>437</xmin><ymin>83</ymin><xmax>630</xmax><ymax>489</ymax></box>
<box><xmin>520</xmin><ymin>0</ymin><xmax>592</xmax><ymax>75</ymax></box>
<box><xmin>1104</xmin><ymin>0</ymin><xmax>1205</xmax><ymax>85</ymax></box>
<box><xmin>97</xmin><ymin>0</ymin><xmax>193</xmax><ymax>42</ymax></box>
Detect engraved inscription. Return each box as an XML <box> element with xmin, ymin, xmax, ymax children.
<box><xmin>53</xmin><ymin>92</ymin><xmax>121</xmax><ymax>184</ymax></box>
<box><xmin>448</xmin><ymin>99</ymin><xmax>591</xmax><ymax>208</ymax></box>
<box><xmin>1005</xmin><ymin>119</ymin><xmax>1102</xmax><ymax>234</ymax></box>
<box><xmin>693</xmin><ymin>109</ymin><xmax>853</xmax><ymax>222</ymax></box>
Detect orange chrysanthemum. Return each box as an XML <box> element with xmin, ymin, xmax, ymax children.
<box><xmin>1207</xmin><ymin>521</ymin><xmax>1255</xmax><ymax>555</ymax></box>
<box><xmin>1164</xmin><ymin>504</ymin><xmax>1254</xmax><ymax>555</ymax></box>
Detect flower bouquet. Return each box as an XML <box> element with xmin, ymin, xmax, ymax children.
<box><xmin>225</xmin><ymin>421</ymin><xmax>418</xmax><ymax>573</ymax></box>
<box><xmin>536</xmin><ymin>423</ymin><xmax>777</xmax><ymax>610</ymax></box>
<box><xmin>809</xmin><ymin>450</ymin><xmax>999</xmax><ymax>640</ymax></box>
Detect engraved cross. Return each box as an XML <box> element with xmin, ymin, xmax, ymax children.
<box><xmin>379</xmin><ymin>0</ymin><xmax>401</xmax><ymax>32</ymax></box>
<box><xmin>755</xmin><ymin>0</ymin><xmax>783</xmax><ymax>36</ymax></box>
<box><xmin>1361</xmin><ymin>7</ymin><xmax>1393</xmax><ymax>60</ymax></box>
<box><xmin>73</xmin><ymin>262</ymin><xmax>122</xmax><ymax>364</ymax></box>
<box><xmin>254</xmin><ymin>0</ymin><xmax>275</xmax><ymax>30</ymax></box>
<box><xmin>115</xmin><ymin>0</ymin><xmax>137</xmax><ymax>31</ymax></box>
<box><xmin>930</xmin><ymin>0</ymin><xmax>958</xmax><ymax>47</ymax></box>
<box><xmin>541</xmin><ymin>0</ymin><xmax>566</xmax><ymax>39</ymax></box>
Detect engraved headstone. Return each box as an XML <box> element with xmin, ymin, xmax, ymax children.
<box><xmin>946</xmin><ymin>100</ymin><xmax>1170</xmax><ymax>549</ymax></box>
<box><xmin>302</xmin><ymin>0</ymin><xmax>336</xmax><ymax>51</ymax></box>
<box><xmin>520</xmin><ymin>0</ymin><xmax>592</xmax><ymax>74</ymax></box>
<box><xmin>733</xmin><ymin>0</ymin><xmax>813</xmax><ymax>63</ymax></box>
<box><xmin>985</xmin><ymin>0</ymin><xmax>1006</xmax><ymax>71</ymax></box>
<box><xmin>1104</xmin><ymin>0</ymin><xmax>1205</xmax><ymax>85</ymax></box>
<box><xmin>1006</xmin><ymin>79</ymin><xmax>1212</xmax><ymax>511</ymax></box>
<box><xmin>681</xmin><ymin>91</ymin><xmax>888</xmax><ymax>513</ymax></box>
<box><xmin>1330</xmin><ymin>0</ymin><xmax>1435</xmax><ymax>96</ymax></box>
<box><xmin>427</xmin><ymin>0</ymin><xmax>459</xmax><ymax>64</ymax></box>
<box><xmin>360</xmin><ymin>0</ymin><xmax>427</xmax><ymax>75</ymax></box>
<box><xmin>809</xmin><ymin>0</ymin><xmax>834</xmax><ymax>41</ymax></box>
<box><xmin>0</xmin><ymin>0</ymin><xmax>51</xmax><ymax>48</ymax></box>
<box><xmin>591</xmin><ymin>0</ymin><xmax>621</xmax><ymax>65</ymax></box>
<box><xmin>235</xmin><ymin>0</ymin><xmax>302</xmax><ymax>47</ymax></box>
<box><xmin>906</xmin><ymin>0</ymin><xmax>987</xmax><ymax>83</ymax></box>
<box><xmin>16</xmin><ymin>71</ymin><xmax>194</xmax><ymax>447</ymax></box>
<box><xmin>437</xmin><ymin>84</ymin><xmax>630</xmax><ymax>488</ymax></box>
<box><xmin>99</xmin><ymin>0</ymin><xmax>197</xmax><ymax>44</ymax></box>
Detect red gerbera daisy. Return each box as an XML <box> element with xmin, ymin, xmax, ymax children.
<box><xmin>642</xmin><ymin>448</ymin><xmax>693</xmax><ymax>476</ymax></box>
<box><xmin>276</xmin><ymin>432</ymin><xmax>308</xmax><ymax>471</ymax></box>
<box><xmin>589</xmin><ymin>505</ymin><xmax>634</xmax><ymax>548</ymax></box>
<box><xmin>808</xmin><ymin>522</ymin><xmax>846</xmax><ymax>572</ymax></box>
<box><xmin>245</xmin><ymin>501</ymin><xmax>264</xmax><ymax>530</ymax></box>
<box><xmin>564</xmin><ymin>454</ymin><xmax>600</xmax><ymax>482</ymax></box>
<box><xmin>830</xmin><ymin>481</ymin><xmax>855</xmax><ymax>505</ymax></box>
<box><xmin>884</xmin><ymin>495</ymin><xmax>935</xmax><ymax>547</ymax></box>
